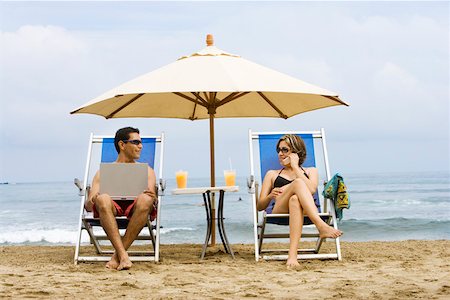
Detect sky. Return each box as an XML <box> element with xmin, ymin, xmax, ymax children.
<box><xmin>0</xmin><ymin>1</ymin><xmax>449</xmax><ymax>183</ymax></box>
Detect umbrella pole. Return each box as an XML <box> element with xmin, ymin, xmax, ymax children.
<box><xmin>209</xmin><ymin>113</ymin><xmax>216</xmax><ymax>246</ymax></box>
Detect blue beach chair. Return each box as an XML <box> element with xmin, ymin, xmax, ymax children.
<box><xmin>74</xmin><ymin>133</ymin><xmax>165</xmax><ymax>264</ymax></box>
<box><xmin>248</xmin><ymin>129</ymin><xmax>341</xmax><ymax>261</ymax></box>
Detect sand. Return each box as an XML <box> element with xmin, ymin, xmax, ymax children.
<box><xmin>0</xmin><ymin>240</ymin><xmax>449</xmax><ymax>299</ymax></box>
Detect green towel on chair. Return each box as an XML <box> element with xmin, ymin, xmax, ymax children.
<box><xmin>323</xmin><ymin>173</ymin><xmax>350</xmax><ymax>220</ymax></box>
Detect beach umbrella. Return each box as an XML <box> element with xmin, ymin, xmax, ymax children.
<box><xmin>71</xmin><ymin>34</ymin><xmax>349</xmax><ymax>245</ymax></box>
<box><xmin>71</xmin><ymin>34</ymin><xmax>349</xmax><ymax>188</ymax></box>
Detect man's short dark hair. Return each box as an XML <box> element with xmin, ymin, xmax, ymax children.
<box><xmin>114</xmin><ymin>127</ymin><xmax>140</xmax><ymax>153</ymax></box>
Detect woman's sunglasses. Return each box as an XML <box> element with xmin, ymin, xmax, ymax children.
<box><xmin>123</xmin><ymin>139</ymin><xmax>142</xmax><ymax>145</ymax></box>
<box><xmin>276</xmin><ymin>147</ymin><xmax>290</xmax><ymax>154</ymax></box>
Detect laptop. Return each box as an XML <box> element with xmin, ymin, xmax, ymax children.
<box><xmin>99</xmin><ymin>163</ymin><xmax>148</xmax><ymax>200</ymax></box>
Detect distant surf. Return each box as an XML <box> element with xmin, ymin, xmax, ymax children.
<box><xmin>0</xmin><ymin>171</ymin><xmax>448</xmax><ymax>245</ymax></box>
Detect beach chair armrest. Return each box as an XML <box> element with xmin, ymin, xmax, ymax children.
<box><xmin>74</xmin><ymin>178</ymin><xmax>83</xmax><ymax>190</ymax></box>
<box><xmin>158</xmin><ymin>178</ymin><xmax>166</xmax><ymax>196</ymax></box>
<box><xmin>85</xmin><ymin>185</ymin><xmax>91</xmax><ymax>197</ymax></box>
<box><xmin>247</xmin><ymin>175</ymin><xmax>255</xmax><ymax>194</ymax></box>
<box><xmin>74</xmin><ymin>178</ymin><xmax>87</xmax><ymax>196</ymax></box>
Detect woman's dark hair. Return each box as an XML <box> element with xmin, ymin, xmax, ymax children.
<box><xmin>114</xmin><ymin>127</ymin><xmax>140</xmax><ymax>153</ymax></box>
<box><xmin>276</xmin><ymin>134</ymin><xmax>307</xmax><ymax>166</ymax></box>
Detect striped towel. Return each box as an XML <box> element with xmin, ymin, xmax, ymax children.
<box><xmin>322</xmin><ymin>173</ymin><xmax>350</xmax><ymax>220</ymax></box>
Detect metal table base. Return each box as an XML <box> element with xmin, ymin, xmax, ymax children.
<box><xmin>201</xmin><ymin>190</ymin><xmax>234</xmax><ymax>259</ymax></box>
<box><xmin>172</xmin><ymin>186</ymin><xmax>238</xmax><ymax>259</ymax></box>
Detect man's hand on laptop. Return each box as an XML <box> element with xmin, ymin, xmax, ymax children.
<box><xmin>91</xmin><ymin>193</ymin><xmax>99</xmax><ymax>205</ymax></box>
<box><xmin>85</xmin><ymin>193</ymin><xmax>100</xmax><ymax>211</ymax></box>
<box><xmin>84</xmin><ymin>192</ymin><xmax>99</xmax><ymax>211</ymax></box>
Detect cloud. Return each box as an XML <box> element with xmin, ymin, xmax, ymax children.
<box><xmin>0</xmin><ymin>25</ymin><xmax>90</xmax><ymax>101</ymax></box>
<box><xmin>0</xmin><ymin>2</ymin><xmax>448</xmax><ymax>181</ymax></box>
<box><xmin>0</xmin><ymin>25</ymin><xmax>88</xmax><ymax>89</ymax></box>
<box><xmin>1</xmin><ymin>25</ymin><xmax>87</xmax><ymax>57</ymax></box>
<box><xmin>0</xmin><ymin>25</ymin><xmax>91</xmax><ymax>146</ymax></box>
<box><xmin>374</xmin><ymin>62</ymin><xmax>418</xmax><ymax>88</ymax></box>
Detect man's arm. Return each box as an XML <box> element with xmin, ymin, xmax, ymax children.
<box><xmin>143</xmin><ymin>166</ymin><xmax>157</xmax><ymax>200</ymax></box>
<box><xmin>85</xmin><ymin>171</ymin><xmax>100</xmax><ymax>211</ymax></box>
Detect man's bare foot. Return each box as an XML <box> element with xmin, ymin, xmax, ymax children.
<box><xmin>105</xmin><ymin>253</ymin><xmax>119</xmax><ymax>269</ymax></box>
<box><xmin>319</xmin><ymin>225</ymin><xmax>343</xmax><ymax>239</ymax></box>
<box><xmin>117</xmin><ymin>256</ymin><xmax>132</xmax><ymax>271</ymax></box>
<box><xmin>286</xmin><ymin>257</ymin><xmax>300</xmax><ymax>269</ymax></box>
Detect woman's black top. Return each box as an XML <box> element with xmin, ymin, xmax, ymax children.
<box><xmin>272</xmin><ymin>167</ymin><xmax>309</xmax><ymax>188</ymax></box>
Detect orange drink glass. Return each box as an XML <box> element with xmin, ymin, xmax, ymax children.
<box><xmin>224</xmin><ymin>170</ymin><xmax>236</xmax><ymax>186</ymax></box>
<box><xmin>175</xmin><ymin>171</ymin><xmax>188</xmax><ymax>188</ymax></box>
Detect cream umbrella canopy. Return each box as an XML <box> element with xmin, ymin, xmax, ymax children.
<box><xmin>72</xmin><ymin>34</ymin><xmax>349</xmax><ymax>246</ymax></box>
<box><xmin>71</xmin><ymin>34</ymin><xmax>348</xmax><ymax>188</ymax></box>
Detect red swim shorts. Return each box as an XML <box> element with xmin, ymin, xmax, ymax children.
<box><xmin>93</xmin><ymin>199</ymin><xmax>137</xmax><ymax>219</ymax></box>
<box><xmin>93</xmin><ymin>198</ymin><xmax>157</xmax><ymax>221</ymax></box>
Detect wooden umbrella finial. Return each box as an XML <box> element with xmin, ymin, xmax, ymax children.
<box><xmin>206</xmin><ymin>34</ymin><xmax>214</xmax><ymax>46</ymax></box>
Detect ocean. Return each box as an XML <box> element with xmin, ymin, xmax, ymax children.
<box><xmin>0</xmin><ymin>171</ymin><xmax>449</xmax><ymax>246</ymax></box>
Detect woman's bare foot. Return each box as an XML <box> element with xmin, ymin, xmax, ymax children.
<box><xmin>286</xmin><ymin>257</ymin><xmax>300</xmax><ymax>269</ymax></box>
<box><xmin>105</xmin><ymin>253</ymin><xmax>119</xmax><ymax>269</ymax></box>
<box><xmin>318</xmin><ymin>224</ymin><xmax>343</xmax><ymax>239</ymax></box>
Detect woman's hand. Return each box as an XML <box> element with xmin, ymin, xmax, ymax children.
<box><xmin>288</xmin><ymin>153</ymin><xmax>300</xmax><ymax>168</ymax></box>
<box><xmin>269</xmin><ymin>187</ymin><xmax>284</xmax><ymax>199</ymax></box>
<box><xmin>282</xmin><ymin>153</ymin><xmax>300</xmax><ymax>168</ymax></box>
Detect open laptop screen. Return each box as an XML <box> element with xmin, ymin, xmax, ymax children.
<box><xmin>99</xmin><ymin>163</ymin><xmax>148</xmax><ymax>200</ymax></box>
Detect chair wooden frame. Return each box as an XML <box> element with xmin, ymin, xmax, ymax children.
<box><xmin>248</xmin><ymin>128</ymin><xmax>341</xmax><ymax>261</ymax></box>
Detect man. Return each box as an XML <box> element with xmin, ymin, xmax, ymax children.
<box><xmin>85</xmin><ymin>127</ymin><xmax>156</xmax><ymax>270</ymax></box>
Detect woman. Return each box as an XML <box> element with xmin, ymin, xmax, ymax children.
<box><xmin>258</xmin><ymin>134</ymin><xmax>342</xmax><ymax>267</ymax></box>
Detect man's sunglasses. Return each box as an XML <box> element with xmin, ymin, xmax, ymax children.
<box><xmin>276</xmin><ymin>147</ymin><xmax>290</xmax><ymax>154</ymax></box>
<box><xmin>123</xmin><ymin>139</ymin><xmax>142</xmax><ymax>146</ymax></box>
